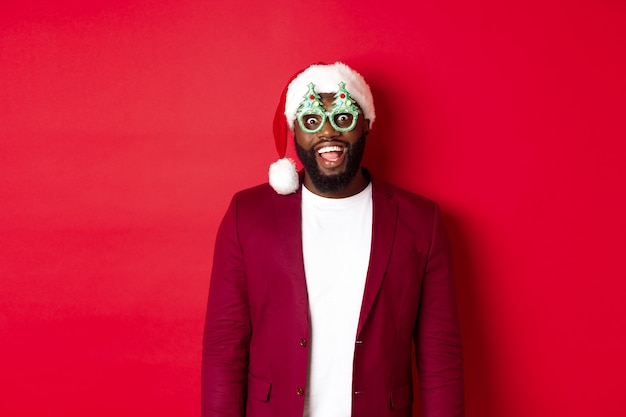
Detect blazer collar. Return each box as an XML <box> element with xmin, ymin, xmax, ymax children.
<box><xmin>272</xmin><ymin>186</ymin><xmax>309</xmax><ymax>327</ymax></box>
<box><xmin>358</xmin><ymin>179</ymin><xmax>398</xmax><ymax>336</ymax></box>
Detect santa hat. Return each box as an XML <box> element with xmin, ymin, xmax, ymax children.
<box><xmin>269</xmin><ymin>62</ymin><xmax>375</xmax><ymax>195</ymax></box>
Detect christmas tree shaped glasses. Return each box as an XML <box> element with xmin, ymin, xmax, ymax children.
<box><xmin>296</xmin><ymin>82</ymin><xmax>362</xmax><ymax>134</ymax></box>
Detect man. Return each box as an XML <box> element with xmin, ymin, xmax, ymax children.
<box><xmin>202</xmin><ymin>62</ymin><xmax>464</xmax><ymax>417</ymax></box>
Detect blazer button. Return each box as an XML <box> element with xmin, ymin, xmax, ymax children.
<box><xmin>296</xmin><ymin>387</ymin><xmax>304</xmax><ymax>396</ymax></box>
<box><xmin>299</xmin><ymin>338</ymin><xmax>307</xmax><ymax>347</ymax></box>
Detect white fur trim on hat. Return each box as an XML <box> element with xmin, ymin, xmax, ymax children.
<box><xmin>284</xmin><ymin>62</ymin><xmax>375</xmax><ymax>131</ymax></box>
<box><xmin>269</xmin><ymin>157</ymin><xmax>299</xmax><ymax>195</ymax></box>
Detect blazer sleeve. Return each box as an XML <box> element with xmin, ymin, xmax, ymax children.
<box><xmin>202</xmin><ymin>195</ymin><xmax>250</xmax><ymax>417</ymax></box>
<box><xmin>415</xmin><ymin>203</ymin><xmax>465</xmax><ymax>417</ymax></box>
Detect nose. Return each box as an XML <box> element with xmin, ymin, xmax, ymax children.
<box><xmin>317</xmin><ymin>117</ymin><xmax>340</xmax><ymax>138</ymax></box>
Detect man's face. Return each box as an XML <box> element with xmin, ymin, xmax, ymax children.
<box><xmin>294</xmin><ymin>93</ymin><xmax>370</xmax><ymax>196</ymax></box>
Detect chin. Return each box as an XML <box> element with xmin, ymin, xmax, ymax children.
<box><xmin>295</xmin><ymin>134</ymin><xmax>366</xmax><ymax>194</ymax></box>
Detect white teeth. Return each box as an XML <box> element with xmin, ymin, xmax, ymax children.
<box><xmin>317</xmin><ymin>146</ymin><xmax>343</xmax><ymax>154</ymax></box>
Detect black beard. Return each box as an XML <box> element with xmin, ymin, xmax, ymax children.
<box><xmin>295</xmin><ymin>134</ymin><xmax>367</xmax><ymax>194</ymax></box>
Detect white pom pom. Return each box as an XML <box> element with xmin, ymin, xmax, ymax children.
<box><xmin>269</xmin><ymin>158</ymin><xmax>299</xmax><ymax>195</ymax></box>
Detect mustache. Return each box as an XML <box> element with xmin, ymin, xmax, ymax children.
<box><xmin>311</xmin><ymin>138</ymin><xmax>351</xmax><ymax>149</ymax></box>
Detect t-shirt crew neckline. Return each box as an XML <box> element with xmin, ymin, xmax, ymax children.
<box><xmin>301</xmin><ymin>182</ymin><xmax>373</xmax><ymax>209</ymax></box>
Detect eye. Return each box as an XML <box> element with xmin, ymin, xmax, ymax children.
<box><xmin>334</xmin><ymin>113</ymin><xmax>353</xmax><ymax>126</ymax></box>
<box><xmin>304</xmin><ymin>115</ymin><xmax>321</xmax><ymax>126</ymax></box>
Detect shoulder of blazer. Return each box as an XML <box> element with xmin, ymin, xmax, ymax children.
<box><xmin>229</xmin><ymin>170</ymin><xmax>437</xmax><ymax>217</ymax></box>
<box><xmin>232</xmin><ymin>181</ymin><xmax>302</xmax><ymax>209</ymax></box>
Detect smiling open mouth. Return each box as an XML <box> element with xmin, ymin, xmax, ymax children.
<box><xmin>317</xmin><ymin>145</ymin><xmax>345</xmax><ymax>162</ymax></box>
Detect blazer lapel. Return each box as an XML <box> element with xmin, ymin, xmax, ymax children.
<box><xmin>273</xmin><ymin>188</ymin><xmax>310</xmax><ymax>324</ymax></box>
<box><xmin>357</xmin><ymin>182</ymin><xmax>398</xmax><ymax>336</ymax></box>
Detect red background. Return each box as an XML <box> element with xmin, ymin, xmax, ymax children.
<box><xmin>2</xmin><ymin>0</ymin><xmax>625</xmax><ymax>415</ymax></box>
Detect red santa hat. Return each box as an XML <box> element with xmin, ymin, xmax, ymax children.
<box><xmin>269</xmin><ymin>62</ymin><xmax>375</xmax><ymax>195</ymax></box>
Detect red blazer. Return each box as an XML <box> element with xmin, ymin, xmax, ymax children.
<box><xmin>202</xmin><ymin>177</ymin><xmax>464</xmax><ymax>417</ymax></box>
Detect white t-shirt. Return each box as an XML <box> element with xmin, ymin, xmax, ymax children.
<box><xmin>301</xmin><ymin>183</ymin><xmax>373</xmax><ymax>417</ymax></box>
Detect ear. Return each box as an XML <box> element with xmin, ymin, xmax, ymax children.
<box><xmin>363</xmin><ymin>118</ymin><xmax>371</xmax><ymax>135</ymax></box>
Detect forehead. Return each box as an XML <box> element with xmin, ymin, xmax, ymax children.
<box><xmin>311</xmin><ymin>92</ymin><xmax>362</xmax><ymax>113</ymax></box>
<box><xmin>318</xmin><ymin>93</ymin><xmax>334</xmax><ymax>109</ymax></box>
